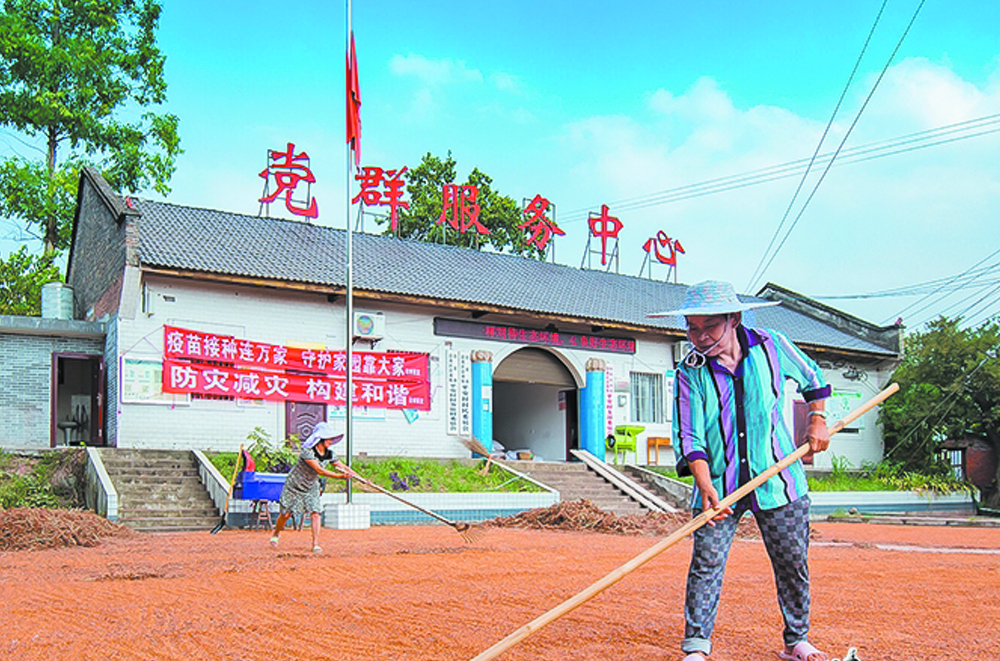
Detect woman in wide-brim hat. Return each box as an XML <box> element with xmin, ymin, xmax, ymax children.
<box><xmin>270</xmin><ymin>422</ymin><xmax>349</xmax><ymax>554</ymax></box>
<box><xmin>648</xmin><ymin>279</ymin><xmax>779</xmax><ymax>369</ymax></box>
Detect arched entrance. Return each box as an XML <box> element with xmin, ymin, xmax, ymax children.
<box><xmin>492</xmin><ymin>347</ymin><xmax>580</xmax><ymax>461</ymax></box>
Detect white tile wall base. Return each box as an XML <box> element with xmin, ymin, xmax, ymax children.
<box><xmin>325</xmin><ymin>502</ymin><xmax>371</xmax><ymax>529</ymax></box>
<box><xmin>809</xmin><ymin>491</ymin><xmax>973</xmax><ymax>515</ymax></box>
<box><xmin>321</xmin><ymin>491</ymin><xmax>558</xmax><ymax>525</ymax></box>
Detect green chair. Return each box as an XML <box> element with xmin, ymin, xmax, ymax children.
<box><xmin>605</xmin><ymin>425</ymin><xmax>644</xmax><ymax>464</ymax></box>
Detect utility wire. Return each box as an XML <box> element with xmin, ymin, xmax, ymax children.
<box><xmin>558</xmin><ymin>113</ymin><xmax>1000</xmax><ymax>224</ymax></box>
<box><xmin>883</xmin><ymin>350</ymin><xmax>996</xmax><ymax>462</ymax></box>
<box><xmin>904</xmin><ymin>259</ymin><xmax>1000</xmax><ymax>327</ymax></box>
<box><xmin>883</xmin><ymin>248</ymin><xmax>1000</xmax><ymax>324</ymax></box>
<box><xmin>746</xmin><ymin>0</ymin><xmax>928</xmax><ymax>292</ymax></box>
<box><xmin>745</xmin><ymin>0</ymin><xmax>888</xmax><ymax>292</ymax></box>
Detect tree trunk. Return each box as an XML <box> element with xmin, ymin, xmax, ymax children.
<box><xmin>45</xmin><ymin>126</ymin><xmax>57</xmax><ymax>253</ymax></box>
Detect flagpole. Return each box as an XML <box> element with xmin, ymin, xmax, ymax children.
<box><xmin>345</xmin><ymin>0</ymin><xmax>355</xmax><ymax>504</ymax></box>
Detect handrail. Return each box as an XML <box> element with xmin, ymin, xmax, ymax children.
<box><xmin>570</xmin><ymin>449</ymin><xmax>677</xmax><ymax>513</ymax></box>
<box><xmin>84</xmin><ymin>447</ymin><xmax>118</xmax><ymax>521</ymax></box>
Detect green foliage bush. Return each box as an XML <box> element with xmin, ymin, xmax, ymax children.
<box><xmin>0</xmin><ymin>449</ymin><xmax>78</xmax><ymax>509</ymax></box>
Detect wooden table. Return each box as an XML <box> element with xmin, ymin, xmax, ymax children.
<box><xmin>646</xmin><ymin>436</ymin><xmax>672</xmax><ymax>465</ymax></box>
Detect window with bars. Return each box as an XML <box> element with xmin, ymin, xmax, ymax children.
<box><xmin>630</xmin><ymin>372</ymin><xmax>664</xmax><ymax>424</ymax></box>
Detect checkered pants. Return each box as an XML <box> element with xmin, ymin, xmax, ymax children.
<box><xmin>681</xmin><ymin>495</ymin><xmax>811</xmax><ymax>655</ymax></box>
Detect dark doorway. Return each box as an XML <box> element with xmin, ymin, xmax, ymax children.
<box><xmin>562</xmin><ymin>389</ymin><xmax>579</xmax><ymax>458</ymax></box>
<box><xmin>285</xmin><ymin>401</ymin><xmax>327</xmax><ymax>443</ymax></box>
<box><xmin>51</xmin><ymin>354</ymin><xmax>105</xmax><ymax>447</ymax></box>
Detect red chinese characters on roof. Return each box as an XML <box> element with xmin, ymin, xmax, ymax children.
<box><xmin>353</xmin><ymin>166</ymin><xmax>409</xmax><ymax>231</ymax></box>
<box><xmin>258</xmin><ymin>142</ymin><xmax>319</xmax><ymax>218</ymax></box>
<box><xmin>519</xmin><ymin>194</ymin><xmax>564</xmax><ymax>252</ymax></box>
<box><xmin>643</xmin><ymin>230</ymin><xmax>685</xmax><ymax>266</ymax></box>
<box><xmin>588</xmin><ymin>204</ymin><xmax>623</xmax><ymax>265</ymax></box>
<box><xmin>438</xmin><ymin>184</ymin><xmax>489</xmax><ymax>235</ymax></box>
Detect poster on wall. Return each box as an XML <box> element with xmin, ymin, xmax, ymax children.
<box><xmin>446</xmin><ymin>349</ymin><xmax>460</xmax><ymax>435</ymax></box>
<box><xmin>160</xmin><ymin>326</ymin><xmax>432</xmax><ymax>411</ymax></box>
<box><xmin>605</xmin><ymin>363</ymin><xmax>615</xmax><ymax>436</ymax></box>
<box><xmin>121</xmin><ymin>358</ymin><xmax>188</xmax><ymax>405</ymax></box>
<box><xmin>827</xmin><ymin>390</ymin><xmax>865</xmax><ymax>430</ymax></box>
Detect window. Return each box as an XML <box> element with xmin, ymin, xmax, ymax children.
<box><xmin>630</xmin><ymin>372</ymin><xmax>664</xmax><ymax>424</ymax></box>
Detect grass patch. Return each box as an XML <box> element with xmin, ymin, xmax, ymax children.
<box><xmin>641</xmin><ymin>465</ymin><xmax>694</xmax><ymax>485</ymax></box>
<box><xmin>0</xmin><ymin>449</ymin><xmax>86</xmax><ymax>509</ymax></box>
<box><xmin>808</xmin><ymin>457</ymin><xmax>974</xmax><ymax>496</ymax></box>
<box><xmin>208</xmin><ymin>453</ymin><xmax>542</xmax><ymax>494</ymax></box>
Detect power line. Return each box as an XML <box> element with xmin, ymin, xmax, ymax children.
<box><xmin>746</xmin><ymin>0</ymin><xmax>888</xmax><ymax>292</ymax></box>
<box><xmin>746</xmin><ymin>0</ymin><xmax>928</xmax><ymax>292</ymax></box>
<box><xmin>558</xmin><ymin>113</ymin><xmax>1000</xmax><ymax>224</ymax></box>
<box><xmin>891</xmin><ymin>248</ymin><xmax>1000</xmax><ymax>326</ymax></box>
<box><xmin>814</xmin><ymin>255</ymin><xmax>1000</xmax><ymax>300</ymax></box>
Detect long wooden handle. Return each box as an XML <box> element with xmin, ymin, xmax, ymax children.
<box><xmin>339</xmin><ymin>465</ymin><xmax>461</xmax><ymax>528</ymax></box>
<box><xmin>470</xmin><ymin>383</ymin><xmax>900</xmax><ymax>661</ymax></box>
<box><xmin>223</xmin><ymin>444</ymin><xmax>244</xmax><ymax>511</ymax></box>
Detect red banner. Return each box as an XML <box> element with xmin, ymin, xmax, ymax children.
<box><xmin>162</xmin><ymin>360</ymin><xmax>430</xmax><ymax>410</ymax></box>
<box><xmin>163</xmin><ymin>326</ymin><xmax>428</xmax><ymax>381</ymax></box>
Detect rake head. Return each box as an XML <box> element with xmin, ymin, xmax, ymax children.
<box><xmin>461</xmin><ymin>437</ymin><xmax>491</xmax><ymax>456</ymax></box>
<box><xmin>455</xmin><ymin>521</ymin><xmax>488</xmax><ymax>545</ymax></box>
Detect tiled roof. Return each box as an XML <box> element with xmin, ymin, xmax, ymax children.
<box><xmin>135</xmin><ymin>199</ymin><xmax>894</xmax><ymax>357</ymax></box>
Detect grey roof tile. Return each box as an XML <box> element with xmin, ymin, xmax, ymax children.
<box><xmin>134</xmin><ymin>199</ymin><xmax>893</xmax><ymax>357</ymax></box>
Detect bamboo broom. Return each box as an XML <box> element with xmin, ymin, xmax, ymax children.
<box><xmin>469</xmin><ymin>383</ymin><xmax>900</xmax><ymax>660</ymax></box>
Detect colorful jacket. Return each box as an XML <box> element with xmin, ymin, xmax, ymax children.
<box><xmin>673</xmin><ymin>325</ymin><xmax>830</xmax><ymax>510</ymax></box>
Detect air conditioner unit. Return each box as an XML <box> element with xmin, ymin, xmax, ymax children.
<box><xmin>672</xmin><ymin>341</ymin><xmax>693</xmax><ymax>364</ymax></box>
<box><xmin>353</xmin><ymin>311</ymin><xmax>385</xmax><ymax>340</ymax></box>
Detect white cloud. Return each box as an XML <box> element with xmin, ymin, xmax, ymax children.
<box><xmin>556</xmin><ymin>59</ymin><xmax>1000</xmax><ymax>326</ymax></box>
<box><xmin>388</xmin><ymin>54</ymin><xmax>483</xmax><ymax>86</ymax></box>
<box><xmin>491</xmin><ymin>71</ymin><xmax>525</xmax><ymax>95</ymax></box>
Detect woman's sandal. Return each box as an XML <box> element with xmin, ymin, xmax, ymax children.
<box><xmin>777</xmin><ymin>641</ymin><xmax>829</xmax><ymax>661</ymax></box>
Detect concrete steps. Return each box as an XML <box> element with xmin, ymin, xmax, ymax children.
<box><xmin>504</xmin><ymin>460</ymin><xmax>650</xmax><ymax>515</ymax></box>
<box><xmin>99</xmin><ymin>449</ymin><xmax>220</xmax><ymax>532</ymax></box>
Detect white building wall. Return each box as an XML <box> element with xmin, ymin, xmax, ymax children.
<box><xmin>112</xmin><ymin>272</ymin><xmax>892</xmax><ymax>466</ymax></box>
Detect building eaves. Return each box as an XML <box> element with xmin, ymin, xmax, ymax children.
<box><xmin>132</xmin><ymin>198</ymin><xmax>896</xmax><ymax>358</ymax></box>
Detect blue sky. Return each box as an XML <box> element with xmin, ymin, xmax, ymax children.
<box><xmin>3</xmin><ymin>0</ymin><xmax>1000</xmax><ymax>330</ymax></box>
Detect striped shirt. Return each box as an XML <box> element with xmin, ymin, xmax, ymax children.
<box><xmin>673</xmin><ymin>325</ymin><xmax>830</xmax><ymax>511</ymax></box>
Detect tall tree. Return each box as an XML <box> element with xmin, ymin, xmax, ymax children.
<box><xmin>879</xmin><ymin>317</ymin><xmax>1000</xmax><ymax>505</ymax></box>
<box><xmin>384</xmin><ymin>152</ymin><xmax>545</xmax><ymax>259</ymax></box>
<box><xmin>0</xmin><ymin>245</ymin><xmax>61</xmax><ymax>315</ymax></box>
<box><xmin>0</xmin><ymin>0</ymin><xmax>181</xmax><ymax>252</ymax></box>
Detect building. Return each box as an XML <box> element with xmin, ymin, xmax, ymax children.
<box><xmin>1</xmin><ymin>168</ymin><xmax>902</xmax><ymax>472</ymax></box>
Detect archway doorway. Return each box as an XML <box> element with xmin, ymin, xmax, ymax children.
<box><xmin>492</xmin><ymin>347</ymin><xmax>579</xmax><ymax>462</ymax></box>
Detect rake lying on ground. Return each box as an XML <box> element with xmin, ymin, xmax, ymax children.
<box><xmin>340</xmin><ymin>465</ymin><xmax>487</xmax><ymax>544</ymax></box>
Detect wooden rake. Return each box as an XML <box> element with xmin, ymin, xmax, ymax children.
<box><xmin>340</xmin><ymin>465</ymin><xmax>487</xmax><ymax>544</ymax></box>
<box><xmin>469</xmin><ymin>383</ymin><xmax>900</xmax><ymax>660</ymax></box>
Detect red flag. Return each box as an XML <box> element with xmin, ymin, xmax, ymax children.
<box><xmin>346</xmin><ymin>32</ymin><xmax>361</xmax><ymax>170</ymax></box>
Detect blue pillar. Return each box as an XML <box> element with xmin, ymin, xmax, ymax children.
<box><xmin>580</xmin><ymin>358</ymin><xmax>606</xmax><ymax>461</ymax></box>
<box><xmin>471</xmin><ymin>350</ymin><xmax>494</xmax><ymax>452</ymax></box>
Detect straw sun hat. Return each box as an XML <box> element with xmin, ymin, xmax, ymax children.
<box><xmin>648</xmin><ymin>280</ymin><xmax>779</xmax><ymax>318</ymax></box>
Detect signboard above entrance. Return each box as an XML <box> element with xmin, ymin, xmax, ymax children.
<box><xmin>434</xmin><ymin>318</ymin><xmax>636</xmax><ymax>355</ymax></box>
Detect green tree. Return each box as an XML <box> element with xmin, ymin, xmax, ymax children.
<box><xmin>880</xmin><ymin>317</ymin><xmax>1000</xmax><ymax>505</ymax></box>
<box><xmin>0</xmin><ymin>245</ymin><xmax>61</xmax><ymax>315</ymax></box>
<box><xmin>0</xmin><ymin>0</ymin><xmax>181</xmax><ymax>253</ymax></box>
<box><xmin>383</xmin><ymin>152</ymin><xmax>544</xmax><ymax>259</ymax></box>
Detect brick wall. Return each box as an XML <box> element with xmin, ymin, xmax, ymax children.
<box><xmin>0</xmin><ymin>333</ymin><xmax>104</xmax><ymax>449</ymax></box>
<box><xmin>67</xmin><ymin>177</ymin><xmax>128</xmax><ymax>321</ymax></box>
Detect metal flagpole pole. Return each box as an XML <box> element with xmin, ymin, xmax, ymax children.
<box><xmin>345</xmin><ymin>0</ymin><xmax>354</xmax><ymax>503</ymax></box>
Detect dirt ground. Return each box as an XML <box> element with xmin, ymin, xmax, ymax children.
<box><xmin>1</xmin><ymin>520</ymin><xmax>998</xmax><ymax>661</ymax></box>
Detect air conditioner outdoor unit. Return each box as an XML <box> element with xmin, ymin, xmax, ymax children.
<box><xmin>672</xmin><ymin>340</ymin><xmax>693</xmax><ymax>364</ymax></box>
<box><xmin>353</xmin><ymin>311</ymin><xmax>385</xmax><ymax>340</ymax></box>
